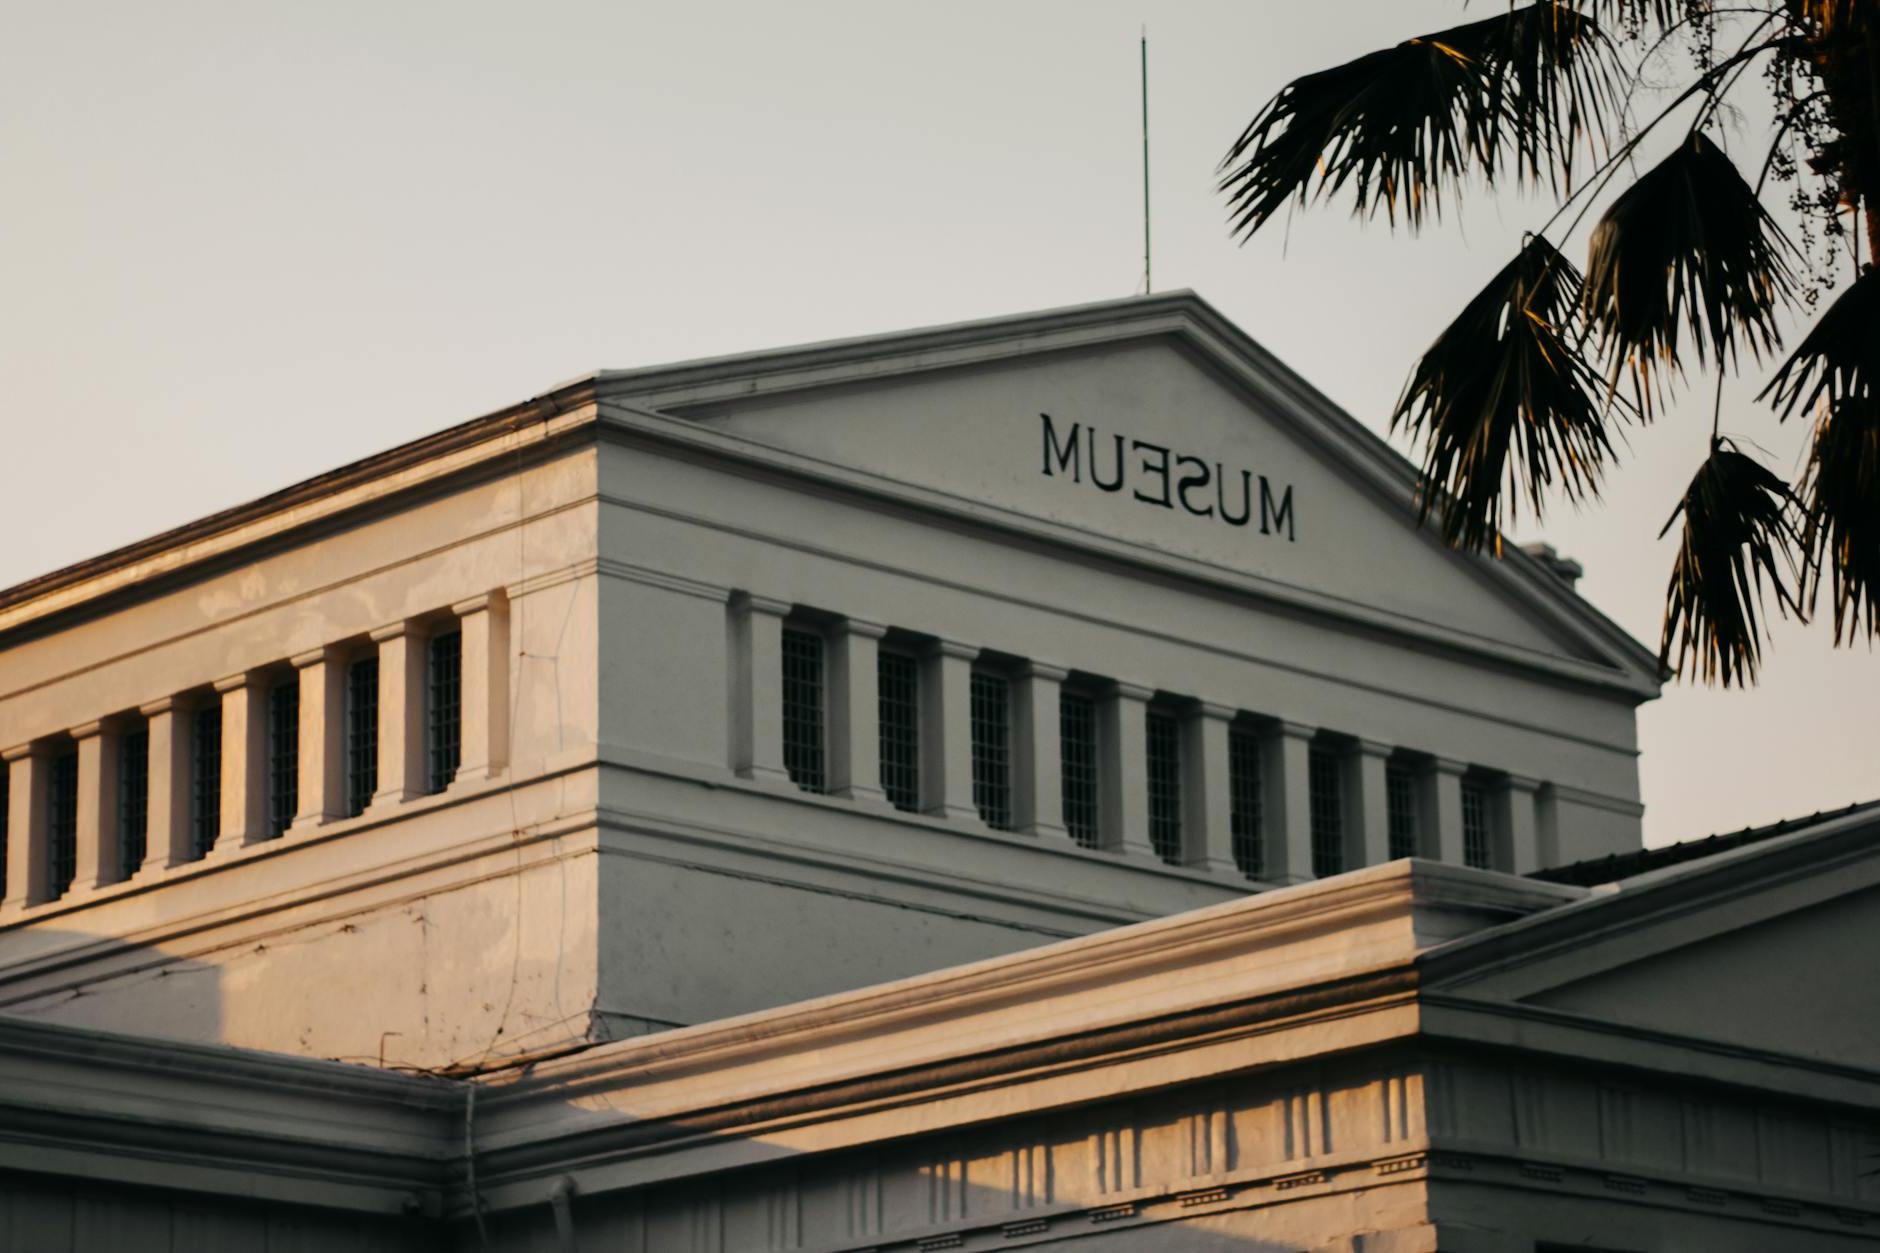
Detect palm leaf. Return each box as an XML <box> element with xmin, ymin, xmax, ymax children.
<box><xmin>1394</xmin><ymin>235</ymin><xmax>1622</xmax><ymax>551</ymax></box>
<box><xmin>1585</xmin><ymin>131</ymin><xmax>1798</xmax><ymax>414</ymax></box>
<box><xmin>1658</xmin><ymin>439</ymin><xmax>1804</xmax><ymax>686</ymax></box>
<box><xmin>1760</xmin><ymin>265</ymin><xmax>1880</xmax><ymax>420</ymax></box>
<box><xmin>1220</xmin><ymin>2</ymin><xmax>1620</xmax><ymax>238</ymax></box>
<box><xmin>1754</xmin><ymin>258</ymin><xmax>1880</xmax><ymax>646</ymax></box>
<box><xmin>1450</xmin><ymin>1</ymin><xmax>1622</xmax><ymax>193</ymax></box>
<box><xmin>1798</xmin><ymin>397</ymin><xmax>1880</xmax><ymax>643</ymax></box>
<box><xmin>1580</xmin><ymin>1</ymin><xmax>1699</xmax><ymax>31</ymax></box>
<box><xmin>1219</xmin><ymin>30</ymin><xmax>1486</xmax><ymax>236</ymax></box>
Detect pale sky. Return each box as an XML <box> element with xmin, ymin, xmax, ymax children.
<box><xmin>2</xmin><ymin>1</ymin><xmax>1869</xmax><ymax>846</ymax></box>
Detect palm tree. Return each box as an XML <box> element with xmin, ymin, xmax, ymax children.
<box><xmin>1220</xmin><ymin>1</ymin><xmax>1877</xmax><ymax>686</ymax></box>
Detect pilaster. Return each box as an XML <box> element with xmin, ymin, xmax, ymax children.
<box><xmin>1014</xmin><ymin>662</ymin><xmax>1071</xmax><ymax>844</ymax></box>
<box><xmin>922</xmin><ymin>640</ymin><xmax>980</xmax><ymax>823</ymax></box>
<box><xmin>138</xmin><ymin>697</ymin><xmax>193</xmax><ymax>873</ymax></box>
<box><xmin>368</xmin><ymin>622</ymin><xmax>427</xmax><ymax>809</ymax></box>
<box><xmin>1101</xmin><ymin>681</ymin><xmax>1153</xmax><ymax>859</ymax></box>
<box><xmin>1498</xmin><ymin>773</ymin><xmax>1544</xmax><ymax>875</ymax></box>
<box><xmin>289</xmin><ymin>647</ymin><xmax>347</xmax><ymax>832</ymax></box>
<box><xmin>1352</xmin><ymin>739</ymin><xmax>1394</xmax><ymax>870</ymax></box>
<box><xmin>71</xmin><ymin>720</ymin><xmax>119</xmax><ymax>890</ymax></box>
<box><xmin>1260</xmin><ymin>720</ymin><xmax>1316</xmax><ymax>884</ymax></box>
<box><xmin>1424</xmin><ymin>757</ymin><xmax>1468</xmax><ymax>866</ymax></box>
<box><xmin>1</xmin><ymin>744</ymin><xmax>48</xmax><ymax>910</ymax></box>
<box><xmin>729</xmin><ymin>593</ymin><xmax>792</xmax><ymax>785</ymax></box>
<box><xmin>1185</xmin><ymin>702</ymin><xmax>1237</xmax><ymax>875</ymax></box>
<box><xmin>213</xmin><ymin>672</ymin><xmax>269</xmax><ymax>851</ymax></box>
<box><xmin>828</xmin><ymin>618</ymin><xmax>890</xmax><ymax>806</ymax></box>
<box><xmin>452</xmin><ymin>590</ymin><xmax>511</xmax><ymax>788</ymax></box>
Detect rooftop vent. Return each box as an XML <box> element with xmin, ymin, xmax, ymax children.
<box><xmin>1521</xmin><ymin>542</ymin><xmax>1584</xmax><ymax>590</ymax></box>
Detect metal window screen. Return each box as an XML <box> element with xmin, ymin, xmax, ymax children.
<box><xmin>1146</xmin><ymin>710</ymin><xmax>1182</xmax><ymax>865</ymax></box>
<box><xmin>969</xmin><ymin>673</ymin><xmax>1011</xmax><ymax>830</ymax></box>
<box><xmin>1059</xmin><ymin>691</ymin><xmax>1099</xmax><ymax>849</ymax></box>
<box><xmin>1462</xmin><ymin>781</ymin><xmax>1492</xmax><ymax>869</ymax></box>
<box><xmin>192</xmin><ymin>702</ymin><xmax>222</xmax><ymax>859</ymax></box>
<box><xmin>1386</xmin><ymin>764</ymin><xmax>1419</xmax><ymax>860</ymax></box>
<box><xmin>1308</xmin><ymin>747</ymin><xmax>1343</xmax><ymax>878</ymax></box>
<box><xmin>877</xmin><ymin>650</ymin><xmax>919</xmax><ymax>811</ymax></box>
<box><xmin>780</xmin><ymin>628</ymin><xmax>825</xmax><ymax>794</ymax></box>
<box><xmin>346</xmin><ymin>658</ymin><xmax>379</xmax><ymax>816</ymax></box>
<box><xmin>119</xmin><ymin>730</ymin><xmax>149</xmax><ymax>877</ymax></box>
<box><xmin>49</xmin><ymin>751</ymin><xmax>78</xmax><ymax>898</ymax></box>
<box><xmin>428</xmin><ymin>631</ymin><xmax>462</xmax><ymax>793</ymax></box>
<box><xmin>1229</xmin><ymin>723</ymin><xmax>1263</xmax><ymax>879</ymax></box>
<box><xmin>268</xmin><ymin>681</ymin><xmax>299</xmax><ymax>836</ymax></box>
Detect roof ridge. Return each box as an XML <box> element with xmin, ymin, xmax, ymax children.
<box><xmin>1532</xmin><ymin>798</ymin><xmax>1880</xmax><ymax>887</ymax></box>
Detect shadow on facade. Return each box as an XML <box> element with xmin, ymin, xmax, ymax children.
<box><xmin>461</xmin><ymin>1150</ymin><xmax>1400</xmax><ymax>1252</ymax></box>
<box><xmin>0</xmin><ymin>926</ymin><xmax>226</xmax><ymax>1049</ymax></box>
<box><xmin>450</xmin><ymin>1044</ymin><xmax>1431</xmax><ymax>1252</ymax></box>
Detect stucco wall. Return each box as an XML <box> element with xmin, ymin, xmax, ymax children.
<box><xmin>0</xmin><ymin>441</ymin><xmax>605</xmax><ymax>1069</ymax></box>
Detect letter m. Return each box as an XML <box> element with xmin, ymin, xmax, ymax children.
<box><xmin>1041</xmin><ymin>413</ymin><xmax>1080</xmax><ymax>481</ymax></box>
<box><xmin>1259</xmin><ymin>477</ymin><xmax>1295</xmax><ymax>541</ymax></box>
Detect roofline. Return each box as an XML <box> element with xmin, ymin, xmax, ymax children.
<box><xmin>0</xmin><ymin>291</ymin><xmax>1661</xmax><ymax>687</ymax></box>
<box><xmin>1532</xmin><ymin>798</ymin><xmax>1880</xmax><ymax>887</ymax></box>
<box><xmin>0</xmin><ymin>375</ymin><xmax>600</xmax><ymax>623</ymax></box>
<box><xmin>596</xmin><ymin>289</ymin><xmax>1659</xmax><ymax>685</ymax></box>
<box><xmin>1422</xmin><ymin>801</ymin><xmax>1880</xmax><ymax>988</ymax></box>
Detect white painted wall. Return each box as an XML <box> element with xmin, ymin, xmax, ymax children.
<box><xmin>0</xmin><ymin>304</ymin><xmax>1657</xmax><ymax>1066</ymax></box>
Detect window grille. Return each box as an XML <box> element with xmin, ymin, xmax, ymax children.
<box><xmin>1059</xmin><ymin>691</ymin><xmax>1099</xmax><ymax>849</ymax></box>
<box><xmin>119</xmin><ymin>730</ymin><xmax>149</xmax><ymax>877</ymax></box>
<box><xmin>0</xmin><ymin>765</ymin><xmax>8</xmax><ymax>900</ymax></box>
<box><xmin>1462</xmin><ymin>780</ymin><xmax>1492</xmax><ymax>869</ymax></box>
<box><xmin>1386</xmin><ymin>763</ymin><xmax>1419</xmax><ymax>860</ymax></box>
<box><xmin>1146</xmin><ymin>709</ymin><xmax>1182</xmax><ymax>865</ymax></box>
<box><xmin>267</xmin><ymin>680</ymin><xmax>299</xmax><ymax>836</ymax></box>
<box><xmin>969</xmin><ymin>672</ymin><xmax>1011</xmax><ymax>830</ymax></box>
<box><xmin>192</xmin><ymin>702</ymin><xmax>222</xmax><ymax>860</ymax></box>
<box><xmin>427</xmin><ymin>630</ymin><xmax>462</xmax><ymax>793</ymax></box>
<box><xmin>1308</xmin><ymin>746</ymin><xmax>1343</xmax><ymax>878</ymax></box>
<box><xmin>49</xmin><ymin>750</ymin><xmax>78</xmax><ymax>898</ymax></box>
<box><xmin>780</xmin><ymin>628</ymin><xmax>825</xmax><ymax>794</ymax></box>
<box><xmin>1229</xmin><ymin>723</ymin><xmax>1263</xmax><ymax>879</ymax></box>
<box><xmin>877</xmin><ymin>650</ymin><xmax>919</xmax><ymax>811</ymax></box>
<box><xmin>346</xmin><ymin>658</ymin><xmax>379</xmax><ymax>816</ymax></box>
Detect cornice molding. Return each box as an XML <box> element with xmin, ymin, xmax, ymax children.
<box><xmin>1423</xmin><ymin>805</ymin><xmax>1880</xmax><ymax>997</ymax></box>
<box><xmin>0</xmin><ymin>392</ymin><xmax>600</xmax><ymax>642</ymax></box>
<box><xmin>590</xmin><ymin>411</ymin><xmax>1656</xmax><ymax>702</ymax></box>
<box><xmin>472</xmin><ymin>862</ymin><xmax>1568</xmax><ymax>1114</ymax></box>
<box><xmin>0</xmin><ymin>293</ymin><xmax>1658</xmax><ymax>699</ymax></box>
<box><xmin>589</xmin><ymin>291</ymin><xmax>1658</xmax><ymax>691</ymax></box>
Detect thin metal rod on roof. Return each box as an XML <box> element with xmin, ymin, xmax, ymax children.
<box><xmin>1140</xmin><ymin>26</ymin><xmax>1152</xmax><ymax>295</ymax></box>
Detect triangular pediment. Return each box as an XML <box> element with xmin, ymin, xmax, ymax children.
<box><xmin>1426</xmin><ymin>808</ymin><xmax>1880</xmax><ymax>1070</ymax></box>
<box><xmin>599</xmin><ymin>292</ymin><xmax>1657</xmax><ymax>688</ymax></box>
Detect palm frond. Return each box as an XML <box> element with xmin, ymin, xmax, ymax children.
<box><xmin>1658</xmin><ymin>438</ymin><xmax>1805</xmax><ymax>686</ymax></box>
<box><xmin>1219</xmin><ymin>32</ymin><xmax>1487</xmax><ymax>237</ymax></box>
<box><xmin>1220</xmin><ymin>2</ymin><xmax>1620</xmax><ymax>239</ymax></box>
<box><xmin>1799</xmin><ymin>397</ymin><xmax>1880</xmax><ymax>643</ymax></box>
<box><xmin>1584</xmin><ymin>132</ymin><xmax>1797</xmax><ymax>414</ymax></box>
<box><xmin>1579</xmin><ymin>1</ymin><xmax>1703</xmax><ymax>32</ymax></box>
<box><xmin>1449</xmin><ymin>1</ymin><xmax>1622</xmax><ymax>193</ymax></box>
<box><xmin>1574</xmin><ymin>0</ymin><xmax>1731</xmax><ymax>46</ymax></box>
<box><xmin>1394</xmin><ymin>235</ymin><xmax>1622</xmax><ymax>551</ymax></box>
<box><xmin>1760</xmin><ymin>265</ymin><xmax>1880</xmax><ymax>420</ymax></box>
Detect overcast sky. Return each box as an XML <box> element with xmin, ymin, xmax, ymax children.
<box><xmin>3</xmin><ymin>1</ymin><xmax>1870</xmax><ymax>845</ymax></box>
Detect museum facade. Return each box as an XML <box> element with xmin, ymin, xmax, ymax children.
<box><xmin>1</xmin><ymin>293</ymin><xmax>1873</xmax><ymax>1251</ymax></box>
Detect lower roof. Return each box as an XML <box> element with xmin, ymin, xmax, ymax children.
<box><xmin>1531</xmin><ymin>798</ymin><xmax>1880</xmax><ymax>887</ymax></box>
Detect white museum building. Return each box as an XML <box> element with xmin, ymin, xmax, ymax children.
<box><xmin>0</xmin><ymin>292</ymin><xmax>1876</xmax><ymax>1251</ymax></box>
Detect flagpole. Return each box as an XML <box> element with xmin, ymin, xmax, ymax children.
<box><xmin>1141</xmin><ymin>27</ymin><xmax>1152</xmax><ymax>294</ymax></box>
